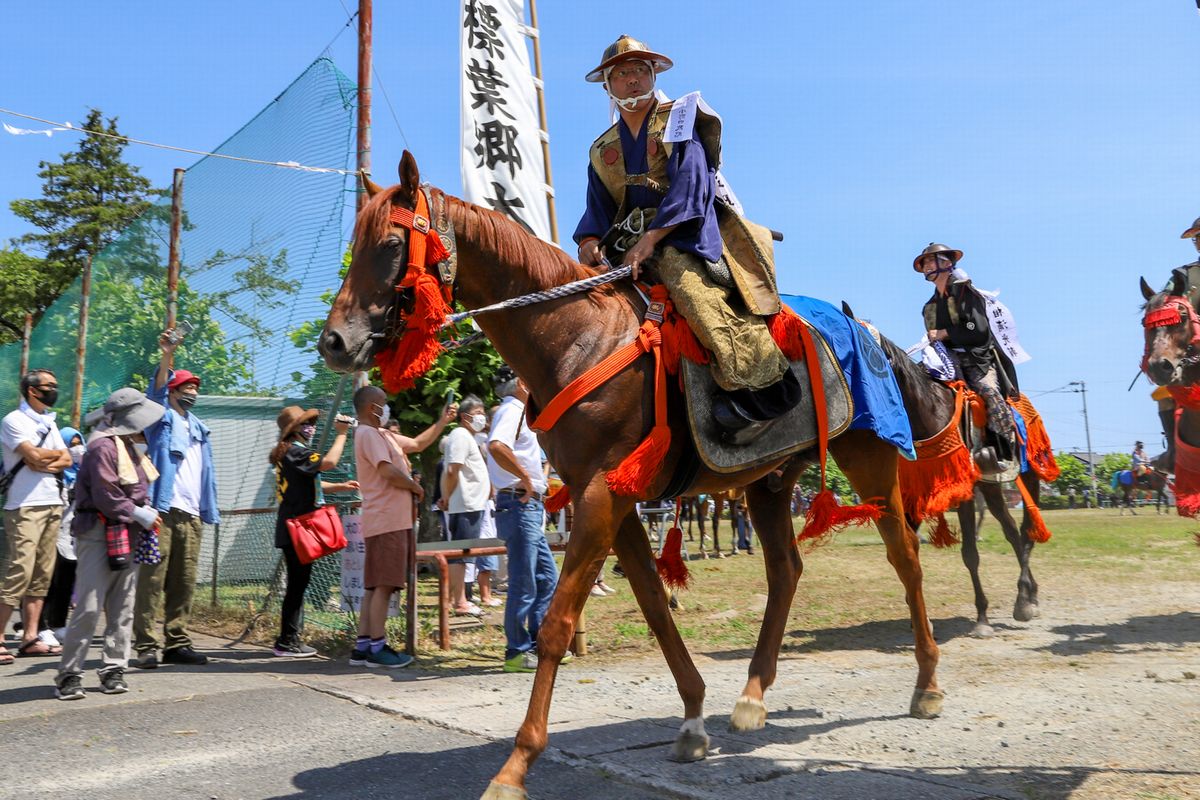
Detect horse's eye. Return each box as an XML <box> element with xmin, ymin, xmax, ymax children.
<box><xmin>384</xmin><ymin>235</ymin><xmax>403</xmax><ymax>249</ymax></box>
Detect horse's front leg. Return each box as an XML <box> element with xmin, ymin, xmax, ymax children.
<box><xmin>980</xmin><ymin>478</ymin><xmax>1036</xmax><ymax>621</ymax></box>
<box><xmin>611</xmin><ymin>512</ymin><xmax>709</xmax><ymax>761</ymax></box>
<box><xmin>730</xmin><ymin>477</ymin><xmax>802</xmax><ymax>731</ymax></box>
<box><xmin>1015</xmin><ymin>472</ymin><xmax>1041</xmax><ymax>616</ymax></box>
<box><xmin>832</xmin><ymin>431</ymin><xmax>942</xmax><ymax>719</ymax></box>
<box><xmin>483</xmin><ymin>481</ymin><xmax>628</xmax><ymax>800</ymax></box>
<box><xmin>955</xmin><ymin>496</ymin><xmax>993</xmax><ymax>637</ymax></box>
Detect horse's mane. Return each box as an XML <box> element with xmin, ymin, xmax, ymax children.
<box><xmin>878</xmin><ymin>333</ymin><xmax>936</xmax><ymax>388</ymax></box>
<box><xmin>444</xmin><ymin>194</ymin><xmax>608</xmax><ymax>290</ymax></box>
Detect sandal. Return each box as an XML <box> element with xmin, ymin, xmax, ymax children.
<box><xmin>17</xmin><ymin>639</ymin><xmax>62</xmax><ymax>657</ymax></box>
<box><xmin>453</xmin><ymin>603</ymin><xmax>484</xmax><ymax>617</ymax></box>
<box><xmin>0</xmin><ymin>646</ymin><xmax>13</xmax><ymax>665</ymax></box>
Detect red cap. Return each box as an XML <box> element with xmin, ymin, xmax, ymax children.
<box><xmin>167</xmin><ymin>369</ymin><xmax>201</xmax><ymax>390</ymax></box>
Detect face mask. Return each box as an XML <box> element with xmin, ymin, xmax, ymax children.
<box><xmin>374</xmin><ymin>403</ymin><xmax>391</xmax><ymax>426</ymax></box>
<box><xmin>175</xmin><ymin>393</ymin><xmax>197</xmax><ymax>411</ymax></box>
<box><xmin>466</xmin><ymin>413</ymin><xmax>487</xmax><ymax>432</ymax></box>
<box><xmin>69</xmin><ymin>444</ymin><xmax>86</xmax><ymax>464</ymax></box>
<box><xmin>34</xmin><ymin>387</ymin><xmax>58</xmax><ymax>407</ymax></box>
<box><xmin>133</xmin><ymin>442</ymin><xmax>149</xmax><ymax>457</ymax></box>
<box><xmin>298</xmin><ymin>424</ymin><xmax>317</xmax><ymax>441</ymax></box>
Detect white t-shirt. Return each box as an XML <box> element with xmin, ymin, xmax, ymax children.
<box><xmin>486</xmin><ymin>397</ymin><xmax>547</xmax><ymax>494</ymax></box>
<box><xmin>1</xmin><ymin>404</ymin><xmax>67</xmax><ymax>510</ymax></box>
<box><xmin>443</xmin><ymin>426</ymin><xmax>490</xmax><ymax>513</ymax></box>
<box><xmin>170</xmin><ymin>417</ymin><xmax>203</xmax><ymax>516</ymax></box>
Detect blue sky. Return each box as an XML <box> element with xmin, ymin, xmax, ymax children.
<box><xmin>3</xmin><ymin>2</ymin><xmax>1199</xmax><ymax>455</ymax></box>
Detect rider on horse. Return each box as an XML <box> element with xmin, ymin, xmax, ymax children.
<box><xmin>1131</xmin><ymin>440</ymin><xmax>1150</xmax><ymax>477</ymax></box>
<box><xmin>915</xmin><ymin>243</ymin><xmax>1020</xmax><ymax>471</ymax></box>
<box><xmin>573</xmin><ymin>35</ymin><xmax>800</xmax><ymax>444</ymax></box>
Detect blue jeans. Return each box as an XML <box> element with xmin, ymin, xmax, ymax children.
<box><xmin>495</xmin><ymin>495</ymin><xmax>557</xmax><ymax>659</ymax></box>
<box><xmin>735</xmin><ymin>509</ymin><xmax>753</xmax><ymax>551</ymax></box>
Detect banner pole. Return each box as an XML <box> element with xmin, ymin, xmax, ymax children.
<box><xmin>527</xmin><ymin>0</ymin><xmax>559</xmax><ymax>244</ymax></box>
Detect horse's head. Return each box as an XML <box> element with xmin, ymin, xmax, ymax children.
<box><xmin>319</xmin><ymin>151</ymin><xmax>434</xmax><ymax>373</ymax></box>
<box><xmin>1140</xmin><ymin>269</ymin><xmax>1200</xmax><ymax>385</ymax></box>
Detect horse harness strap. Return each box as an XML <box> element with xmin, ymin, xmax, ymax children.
<box><xmin>531</xmin><ymin>288</ymin><xmax>669</xmax><ymax>434</ymax></box>
<box><xmin>1142</xmin><ymin>294</ymin><xmax>1200</xmax><ymax>371</ymax></box>
<box><xmin>387</xmin><ymin>188</ymin><xmax>452</xmax><ymax>277</ymax></box>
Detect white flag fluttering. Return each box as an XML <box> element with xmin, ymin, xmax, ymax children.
<box><xmin>460</xmin><ymin>0</ymin><xmax>552</xmax><ymax>242</ymax></box>
<box><xmin>3</xmin><ymin>121</ymin><xmax>72</xmax><ymax>137</ymax></box>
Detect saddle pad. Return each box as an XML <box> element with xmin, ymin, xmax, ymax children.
<box><xmin>681</xmin><ymin>320</ymin><xmax>853</xmax><ymax>474</ymax></box>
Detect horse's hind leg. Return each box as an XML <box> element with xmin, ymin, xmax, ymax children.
<box><xmin>484</xmin><ymin>481</ymin><xmax>626</xmax><ymax>800</ymax></box>
<box><xmin>831</xmin><ymin>430</ymin><xmax>942</xmax><ymax>719</ymax></box>
<box><xmin>1015</xmin><ymin>472</ymin><xmax>1042</xmax><ymax>616</ymax></box>
<box><xmin>730</xmin><ymin>474</ymin><xmax>803</xmax><ymax>731</ymax></box>
<box><xmin>955</xmin><ymin>495</ymin><xmax>993</xmax><ymax>637</ymax></box>
<box><xmin>612</xmin><ymin>512</ymin><xmax>709</xmax><ymax>761</ymax></box>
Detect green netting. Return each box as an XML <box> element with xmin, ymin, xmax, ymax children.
<box><xmin>0</xmin><ymin>57</ymin><xmax>365</xmax><ymax>633</ymax></box>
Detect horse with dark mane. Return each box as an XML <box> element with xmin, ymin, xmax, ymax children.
<box><xmin>319</xmin><ymin>153</ymin><xmax>944</xmax><ymax>800</ymax></box>
<box><xmin>874</xmin><ymin>332</ymin><xmax>1053</xmax><ymax>634</ymax></box>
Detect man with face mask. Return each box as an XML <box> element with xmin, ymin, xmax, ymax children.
<box><xmin>0</xmin><ymin>368</ymin><xmax>71</xmax><ymax>664</ymax></box>
<box><xmin>349</xmin><ymin>385</ymin><xmax>454</xmax><ymax>668</ymax></box>
<box><xmin>439</xmin><ymin>395</ymin><xmax>493</xmax><ymax>617</ymax></box>
<box><xmin>574</xmin><ymin>35</ymin><xmax>800</xmax><ymax>444</ymax></box>
<box><xmin>916</xmin><ymin>243</ymin><xmax>1020</xmax><ymax>471</ymax></box>
<box><xmin>131</xmin><ymin>329</ymin><xmax>220</xmax><ymax>669</ymax></box>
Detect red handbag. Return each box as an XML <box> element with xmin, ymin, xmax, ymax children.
<box><xmin>286</xmin><ymin>505</ymin><xmax>347</xmax><ymax>565</ymax></box>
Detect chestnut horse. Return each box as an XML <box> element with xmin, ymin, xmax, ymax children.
<box><xmin>878</xmin><ymin>335</ymin><xmax>1046</xmax><ymax>634</ymax></box>
<box><xmin>319</xmin><ymin>154</ymin><xmax>941</xmax><ymax>800</ymax></box>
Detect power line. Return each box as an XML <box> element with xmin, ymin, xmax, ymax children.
<box><xmin>1</xmin><ymin>108</ymin><xmax>356</xmax><ymax>175</ymax></box>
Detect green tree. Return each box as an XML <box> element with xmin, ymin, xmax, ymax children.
<box><xmin>798</xmin><ymin>460</ymin><xmax>853</xmax><ymax>502</ymax></box>
<box><xmin>8</xmin><ymin>108</ymin><xmax>155</xmax><ymax>309</ymax></box>
<box><xmin>0</xmin><ymin>248</ymin><xmax>46</xmax><ymax>344</ymax></box>
<box><xmin>1097</xmin><ymin>452</ymin><xmax>1132</xmax><ymax>487</ymax></box>
<box><xmin>1052</xmin><ymin>452</ymin><xmax>1092</xmax><ymax>494</ymax></box>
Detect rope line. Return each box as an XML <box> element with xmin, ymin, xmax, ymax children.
<box><xmin>0</xmin><ymin>108</ymin><xmax>357</xmax><ymax>175</ymax></box>
<box><xmin>444</xmin><ymin>266</ymin><xmax>632</xmax><ymax>326</ymax></box>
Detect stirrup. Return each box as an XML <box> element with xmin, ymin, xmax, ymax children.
<box><xmin>712</xmin><ymin>394</ymin><xmax>784</xmax><ymax>446</ymax></box>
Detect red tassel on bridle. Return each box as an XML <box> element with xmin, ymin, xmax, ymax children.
<box><xmin>374</xmin><ymin>191</ymin><xmax>453</xmax><ymax>393</ymax></box>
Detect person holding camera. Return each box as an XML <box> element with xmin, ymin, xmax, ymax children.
<box><xmin>131</xmin><ymin>328</ymin><xmax>221</xmax><ymax>669</ymax></box>
<box><xmin>55</xmin><ymin>388</ymin><xmax>164</xmax><ymax>699</ymax></box>
<box><xmin>269</xmin><ymin>406</ymin><xmax>357</xmax><ymax>658</ymax></box>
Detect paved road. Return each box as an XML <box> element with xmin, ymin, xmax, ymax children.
<box><xmin>1</xmin><ymin>648</ymin><xmax>665</xmax><ymax>800</ymax></box>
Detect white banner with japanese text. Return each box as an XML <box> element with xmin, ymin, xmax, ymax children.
<box><xmin>460</xmin><ymin>0</ymin><xmax>552</xmax><ymax>242</ymax></box>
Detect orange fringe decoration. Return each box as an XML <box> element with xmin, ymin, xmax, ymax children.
<box><xmin>1010</xmin><ymin>394</ymin><xmax>1059</xmax><ymax>482</ymax></box>
<box><xmin>768</xmin><ymin>307</ymin><xmax>808</xmax><ymax>362</ymax></box>
<box><xmin>1168</xmin><ymin>384</ymin><xmax>1200</xmax><ymax>411</ymax></box>
<box><xmin>544</xmin><ymin>484</ymin><xmax>571</xmax><ymax>514</ymax></box>
<box><xmin>1174</xmin><ymin>423</ymin><xmax>1200</xmax><ymax>518</ymax></box>
<box><xmin>928</xmin><ymin>513</ymin><xmax>960</xmax><ymax>548</ymax></box>
<box><xmin>606</xmin><ymin>426</ymin><xmax>670</xmax><ymax>496</ymax></box>
<box><xmin>659</xmin><ymin>312</ymin><xmax>709</xmax><ymax>376</ymax></box>
<box><xmin>654</xmin><ymin>501</ymin><xmax>691</xmax><ymax>589</ymax></box>
<box><xmin>797</xmin><ymin>490</ymin><xmax>883</xmax><ymax>545</ymax></box>
<box><xmin>1013</xmin><ymin>477</ymin><xmax>1052</xmax><ymax>543</ymax></box>
<box><xmin>898</xmin><ymin>386</ymin><xmax>981</xmax><ymax>521</ymax></box>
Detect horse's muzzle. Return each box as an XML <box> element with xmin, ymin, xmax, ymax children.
<box><xmin>318</xmin><ymin>325</ymin><xmax>373</xmax><ymax>373</ymax></box>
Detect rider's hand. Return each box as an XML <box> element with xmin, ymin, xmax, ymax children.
<box><xmin>927</xmin><ymin>329</ymin><xmax>946</xmax><ymax>343</ymax></box>
<box><xmin>578</xmin><ymin>238</ymin><xmax>602</xmax><ymax>267</ymax></box>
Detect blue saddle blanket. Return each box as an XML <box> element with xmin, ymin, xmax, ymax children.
<box><xmin>780</xmin><ymin>295</ymin><xmax>915</xmax><ymax>460</ymax></box>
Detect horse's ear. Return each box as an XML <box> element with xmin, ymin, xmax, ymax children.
<box><xmin>841</xmin><ymin>301</ymin><xmax>856</xmax><ymax>320</ymax></box>
<box><xmin>360</xmin><ymin>170</ymin><xmax>384</xmax><ymax>199</ymax></box>
<box><xmin>398</xmin><ymin>151</ymin><xmax>420</xmax><ymax>197</ymax></box>
<box><xmin>1140</xmin><ymin>276</ymin><xmax>1155</xmax><ymax>301</ymax></box>
<box><xmin>1171</xmin><ymin>267</ymin><xmax>1187</xmax><ymax>297</ymax></box>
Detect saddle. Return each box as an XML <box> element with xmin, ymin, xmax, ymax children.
<box><xmin>680</xmin><ymin>318</ymin><xmax>852</xmax><ymax>474</ymax></box>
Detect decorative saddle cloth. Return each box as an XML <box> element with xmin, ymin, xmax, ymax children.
<box><xmin>681</xmin><ymin>296</ymin><xmax>915</xmax><ymax>474</ymax></box>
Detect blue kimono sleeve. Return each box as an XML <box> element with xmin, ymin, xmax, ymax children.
<box><xmin>573</xmin><ymin>163</ymin><xmax>618</xmax><ymax>245</ymax></box>
<box><xmin>650</xmin><ymin>132</ymin><xmax>723</xmax><ymax>262</ymax></box>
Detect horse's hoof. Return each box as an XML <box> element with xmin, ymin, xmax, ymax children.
<box><xmin>1013</xmin><ymin>602</ymin><xmax>1036</xmax><ymax>622</ymax></box>
<box><xmin>1029</xmin><ymin>603</ymin><xmax>1041</xmax><ymax>619</ymax></box>
<box><xmin>729</xmin><ymin>696</ymin><xmax>768</xmax><ymax>731</ymax></box>
<box><xmin>670</xmin><ymin>719</ymin><xmax>709</xmax><ymax>762</ymax></box>
<box><xmin>971</xmin><ymin>623</ymin><xmax>995</xmax><ymax>638</ymax></box>
<box><xmin>480</xmin><ymin>780</ymin><xmax>527</xmax><ymax>800</ymax></box>
<box><xmin>909</xmin><ymin>688</ymin><xmax>945</xmax><ymax>719</ymax></box>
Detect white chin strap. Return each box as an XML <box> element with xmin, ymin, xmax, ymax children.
<box><xmin>1193</xmin><ymin>236</ymin><xmax>1200</xmax><ymax>254</ymax></box>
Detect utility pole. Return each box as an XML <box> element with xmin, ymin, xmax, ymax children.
<box><xmin>353</xmin><ymin>0</ymin><xmax>373</xmax><ymax>392</ymax></box>
<box><xmin>1069</xmin><ymin>381</ymin><xmax>1098</xmax><ymax>501</ymax></box>
<box><xmin>166</xmin><ymin>168</ymin><xmax>185</xmax><ymax>368</ymax></box>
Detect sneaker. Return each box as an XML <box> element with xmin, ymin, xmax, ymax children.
<box><xmin>132</xmin><ymin>651</ymin><xmax>159</xmax><ymax>670</ymax></box>
<box><xmin>37</xmin><ymin>629</ymin><xmax>61</xmax><ymax>648</ymax></box>
<box><xmin>589</xmin><ymin>585</ymin><xmax>608</xmax><ymax>598</ymax></box>
<box><xmin>273</xmin><ymin>642</ymin><xmax>318</xmax><ymax>658</ymax></box>
<box><xmin>100</xmin><ymin>670</ymin><xmax>128</xmax><ymax>695</ymax></box>
<box><xmin>481</xmin><ymin>597</ymin><xmax>503</xmax><ymax>607</ymax></box>
<box><xmin>162</xmin><ymin>646</ymin><xmax>208</xmax><ymax>665</ymax></box>
<box><xmin>349</xmin><ymin>648</ymin><xmax>369</xmax><ymax>666</ymax></box>
<box><xmin>503</xmin><ymin>652</ymin><xmax>538</xmax><ymax>673</ymax></box>
<box><xmin>366</xmin><ymin>645</ymin><xmax>414</xmax><ymax>670</ymax></box>
<box><xmin>596</xmin><ymin>582</ymin><xmax>617</xmax><ymax>596</ymax></box>
<box><xmin>55</xmin><ymin>674</ymin><xmax>85</xmax><ymax>701</ymax></box>
<box><xmin>560</xmin><ymin>651</ymin><xmax>574</xmax><ymax>665</ymax></box>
